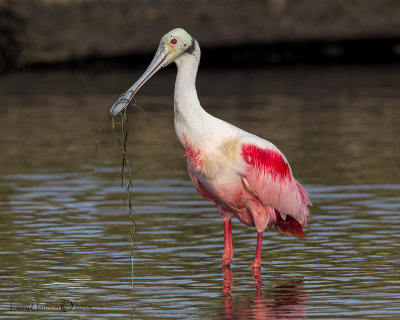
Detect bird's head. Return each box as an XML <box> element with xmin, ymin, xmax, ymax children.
<box><xmin>159</xmin><ymin>28</ymin><xmax>195</xmax><ymax>66</ymax></box>
<box><xmin>110</xmin><ymin>28</ymin><xmax>195</xmax><ymax>117</ymax></box>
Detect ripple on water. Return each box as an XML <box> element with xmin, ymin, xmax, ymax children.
<box><xmin>0</xmin><ymin>172</ymin><xmax>400</xmax><ymax>319</ymax></box>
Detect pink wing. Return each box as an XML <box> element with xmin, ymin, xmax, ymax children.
<box><xmin>240</xmin><ymin>144</ymin><xmax>311</xmax><ymax>228</ymax></box>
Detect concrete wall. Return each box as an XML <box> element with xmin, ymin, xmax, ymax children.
<box><xmin>1</xmin><ymin>0</ymin><xmax>400</xmax><ymax>69</ymax></box>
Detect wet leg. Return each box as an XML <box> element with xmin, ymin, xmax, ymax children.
<box><xmin>222</xmin><ymin>220</ymin><xmax>233</xmax><ymax>266</ymax></box>
<box><xmin>251</xmin><ymin>232</ymin><xmax>263</xmax><ymax>268</ymax></box>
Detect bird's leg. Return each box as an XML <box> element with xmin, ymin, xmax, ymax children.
<box><xmin>251</xmin><ymin>232</ymin><xmax>263</xmax><ymax>268</ymax></box>
<box><xmin>251</xmin><ymin>265</ymin><xmax>263</xmax><ymax>298</ymax></box>
<box><xmin>222</xmin><ymin>220</ymin><xmax>233</xmax><ymax>266</ymax></box>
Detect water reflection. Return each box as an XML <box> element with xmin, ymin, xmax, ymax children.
<box><xmin>221</xmin><ymin>267</ymin><xmax>306</xmax><ymax>320</ymax></box>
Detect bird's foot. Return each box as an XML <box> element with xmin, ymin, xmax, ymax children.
<box><xmin>221</xmin><ymin>252</ymin><xmax>233</xmax><ymax>267</ymax></box>
<box><xmin>221</xmin><ymin>257</ymin><xmax>232</xmax><ymax>267</ymax></box>
<box><xmin>251</xmin><ymin>258</ymin><xmax>261</xmax><ymax>269</ymax></box>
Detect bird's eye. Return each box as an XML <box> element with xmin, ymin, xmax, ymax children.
<box><xmin>170</xmin><ymin>38</ymin><xmax>177</xmax><ymax>45</ymax></box>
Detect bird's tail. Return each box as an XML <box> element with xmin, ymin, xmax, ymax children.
<box><xmin>296</xmin><ymin>180</ymin><xmax>312</xmax><ymax>208</ymax></box>
<box><xmin>295</xmin><ymin>179</ymin><xmax>312</xmax><ymax>227</ymax></box>
<box><xmin>275</xmin><ymin>210</ymin><xmax>305</xmax><ymax>239</ymax></box>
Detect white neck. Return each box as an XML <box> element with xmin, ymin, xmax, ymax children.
<box><xmin>173</xmin><ymin>43</ymin><xmax>210</xmax><ymax>149</ymax></box>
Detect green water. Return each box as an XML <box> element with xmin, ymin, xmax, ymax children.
<box><xmin>0</xmin><ymin>65</ymin><xmax>399</xmax><ymax>319</ymax></box>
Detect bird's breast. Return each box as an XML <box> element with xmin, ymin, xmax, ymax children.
<box><xmin>182</xmin><ymin>135</ymin><xmax>243</xmax><ymax>180</ymax></box>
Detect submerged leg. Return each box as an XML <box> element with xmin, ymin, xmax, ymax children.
<box><xmin>222</xmin><ymin>220</ymin><xmax>233</xmax><ymax>266</ymax></box>
<box><xmin>251</xmin><ymin>232</ymin><xmax>263</xmax><ymax>268</ymax></box>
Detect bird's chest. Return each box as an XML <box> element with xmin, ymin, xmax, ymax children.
<box><xmin>184</xmin><ymin>143</ymin><xmax>223</xmax><ymax>180</ymax></box>
<box><xmin>184</xmin><ymin>136</ymin><xmax>244</xmax><ymax>181</ymax></box>
<box><xmin>175</xmin><ymin>108</ymin><xmax>244</xmax><ymax>179</ymax></box>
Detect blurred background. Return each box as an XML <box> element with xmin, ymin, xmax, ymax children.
<box><xmin>1</xmin><ymin>0</ymin><xmax>400</xmax><ymax>70</ymax></box>
<box><xmin>1</xmin><ymin>1</ymin><xmax>400</xmax><ymax>319</ymax></box>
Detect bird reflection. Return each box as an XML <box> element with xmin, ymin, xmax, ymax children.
<box><xmin>221</xmin><ymin>267</ymin><xmax>306</xmax><ymax>320</ymax></box>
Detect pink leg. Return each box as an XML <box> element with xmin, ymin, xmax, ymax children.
<box><xmin>251</xmin><ymin>232</ymin><xmax>263</xmax><ymax>268</ymax></box>
<box><xmin>222</xmin><ymin>220</ymin><xmax>233</xmax><ymax>266</ymax></box>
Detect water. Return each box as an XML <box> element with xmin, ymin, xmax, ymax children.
<box><xmin>0</xmin><ymin>65</ymin><xmax>399</xmax><ymax>319</ymax></box>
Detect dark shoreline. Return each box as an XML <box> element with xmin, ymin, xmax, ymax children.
<box><xmin>10</xmin><ymin>37</ymin><xmax>400</xmax><ymax>73</ymax></box>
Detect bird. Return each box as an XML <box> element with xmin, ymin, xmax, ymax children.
<box><xmin>109</xmin><ymin>28</ymin><xmax>311</xmax><ymax>268</ymax></box>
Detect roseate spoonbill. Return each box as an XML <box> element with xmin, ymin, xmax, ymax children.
<box><xmin>110</xmin><ymin>28</ymin><xmax>311</xmax><ymax>268</ymax></box>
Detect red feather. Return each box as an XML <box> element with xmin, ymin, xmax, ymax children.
<box><xmin>275</xmin><ymin>210</ymin><xmax>305</xmax><ymax>239</ymax></box>
<box><xmin>241</xmin><ymin>144</ymin><xmax>291</xmax><ymax>181</ymax></box>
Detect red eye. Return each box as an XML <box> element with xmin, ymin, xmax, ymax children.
<box><xmin>170</xmin><ymin>38</ymin><xmax>177</xmax><ymax>45</ymax></box>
